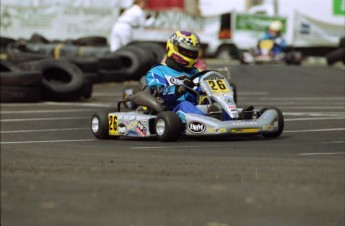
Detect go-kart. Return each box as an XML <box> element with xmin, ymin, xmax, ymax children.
<box><xmin>91</xmin><ymin>69</ymin><xmax>284</xmax><ymax>142</ymax></box>
<box><xmin>241</xmin><ymin>39</ymin><xmax>302</xmax><ymax>65</ymax></box>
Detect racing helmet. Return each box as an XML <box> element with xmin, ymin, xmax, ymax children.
<box><xmin>269</xmin><ymin>20</ymin><xmax>283</xmax><ymax>32</ymax></box>
<box><xmin>166</xmin><ymin>31</ymin><xmax>201</xmax><ymax>68</ymax></box>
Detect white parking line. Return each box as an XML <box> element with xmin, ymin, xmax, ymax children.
<box><xmin>0</xmin><ymin>139</ymin><xmax>95</xmax><ymax>145</ymax></box>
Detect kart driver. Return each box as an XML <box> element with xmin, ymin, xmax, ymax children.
<box><xmin>145</xmin><ymin>30</ymin><xmax>206</xmax><ymax>123</ymax></box>
<box><xmin>258</xmin><ymin>20</ymin><xmax>287</xmax><ymax>55</ymax></box>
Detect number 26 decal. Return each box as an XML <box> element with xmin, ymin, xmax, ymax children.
<box><xmin>109</xmin><ymin>115</ymin><xmax>118</xmax><ymax>135</ymax></box>
<box><xmin>207</xmin><ymin>79</ymin><xmax>229</xmax><ymax>93</ymax></box>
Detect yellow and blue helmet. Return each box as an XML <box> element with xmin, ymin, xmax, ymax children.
<box><xmin>166</xmin><ymin>31</ymin><xmax>201</xmax><ymax>68</ymax></box>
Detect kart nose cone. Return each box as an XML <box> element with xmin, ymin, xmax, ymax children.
<box><xmin>92</xmin><ymin>117</ymin><xmax>100</xmax><ymax>133</ymax></box>
<box><xmin>156</xmin><ymin>119</ymin><xmax>166</xmax><ymax>135</ymax></box>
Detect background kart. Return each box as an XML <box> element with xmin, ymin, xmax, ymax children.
<box><xmin>241</xmin><ymin>39</ymin><xmax>303</xmax><ymax>65</ymax></box>
<box><xmin>91</xmin><ymin>70</ymin><xmax>284</xmax><ymax>142</ymax></box>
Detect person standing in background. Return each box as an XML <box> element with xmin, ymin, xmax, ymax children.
<box><xmin>110</xmin><ymin>0</ymin><xmax>151</xmax><ymax>52</ymax></box>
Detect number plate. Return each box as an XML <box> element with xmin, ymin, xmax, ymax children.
<box><xmin>108</xmin><ymin>114</ymin><xmax>118</xmax><ymax>135</ymax></box>
<box><xmin>206</xmin><ymin>78</ymin><xmax>230</xmax><ymax>93</ymax></box>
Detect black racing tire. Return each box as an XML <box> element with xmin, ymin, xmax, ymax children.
<box><xmin>260</xmin><ymin>107</ymin><xmax>284</xmax><ymax>138</ymax></box>
<box><xmin>339</xmin><ymin>37</ymin><xmax>345</xmax><ymax>47</ymax></box>
<box><xmin>28</xmin><ymin>33</ymin><xmax>50</xmax><ymax>44</ymax></box>
<box><xmin>155</xmin><ymin>111</ymin><xmax>183</xmax><ymax>142</ymax></box>
<box><xmin>0</xmin><ymin>71</ymin><xmax>42</xmax><ymax>102</ymax></box>
<box><xmin>114</xmin><ymin>45</ymin><xmax>155</xmax><ymax>80</ymax></box>
<box><xmin>285</xmin><ymin>51</ymin><xmax>303</xmax><ymax>65</ymax></box>
<box><xmin>91</xmin><ymin>111</ymin><xmax>117</xmax><ymax>139</ymax></box>
<box><xmin>66</xmin><ymin>57</ymin><xmax>99</xmax><ymax>73</ymax></box>
<box><xmin>19</xmin><ymin>59</ymin><xmax>85</xmax><ymax>101</ymax></box>
<box><xmin>98</xmin><ymin>53</ymin><xmax>122</xmax><ymax>70</ymax></box>
<box><xmin>82</xmin><ymin>79</ymin><xmax>93</xmax><ymax>99</ymax></box>
<box><xmin>0</xmin><ymin>60</ymin><xmax>22</xmax><ymax>72</ymax></box>
<box><xmin>74</xmin><ymin>36</ymin><xmax>107</xmax><ymax>46</ymax></box>
<box><xmin>97</xmin><ymin>69</ymin><xmax>126</xmax><ymax>83</ymax></box>
<box><xmin>130</xmin><ymin>42</ymin><xmax>166</xmax><ymax>62</ymax></box>
<box><xmin>325</xmin><ymin>47</ymin><xmax>345</xmax><ymax>65</ymax></box>
<box><xmin>0</xmin><ymin>36</ymin><xmax>16</xmax><ymax>51</ymax></box>
<box><xmin>83</xmin><ymin>72</ymin><xmax>99</xmax><ymax>83</ymax></box>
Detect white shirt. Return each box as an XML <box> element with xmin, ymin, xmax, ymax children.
<box><xmin>117</xmin><ymin>4</ymin><xmax>146</xmax><ymax>28</ymax></box>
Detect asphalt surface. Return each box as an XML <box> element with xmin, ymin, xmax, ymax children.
<box><xmin>1</xmin><ymin>63</ymin><xmax>345</xmax><ymax>226</ymax></box>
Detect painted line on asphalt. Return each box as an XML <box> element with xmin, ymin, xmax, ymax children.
<box><xmin>1</xmin><ymin>116</ymin><xmax>89</xmax><ymax>122</ymax></box>
<box><xmin>131</xmin><ymin>145</ymin><xmax>229</xmax><ymax>150</ymax></box>
<box><xmin>322</xmin><ymin>141</ymin><xmax>345</xmax><ymax>144</ymax></box>
<box><xmin>283</xmin><ymin>112</ymin><xmax>345</xmax><ymax>116</ymax></box>
<box><xmin>285</xmin><ymin>117</ymin><xmax>345</xmax><ymax>121</ymax></box>
<box><xmin>284</xmin><ymin>128</ymin><xmax>345</xmax><ymax>133</ymax></box>
<box><xmin>1</xmin><ymin>109</ymin><xmax>95</xmax><ymax>114</ymax></box>
<box><xmin>0</xmin><ymin>128</ymin><xmax>89</xmax><ymax>134</ymax></box>
<box><xmin>0</xmin><ymin>139</ymin><xmax>95</xmax><ymax>145</ymax></box>
<box><xmin>298</xmin><ymin>152</ymin><xmax>345</xmax><ymax>156</ymax></box>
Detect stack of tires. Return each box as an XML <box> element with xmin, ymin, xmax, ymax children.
<box><xmin>326</xmin><ymin>37</ymin><xmax>345</xmax><ymax>66</ymax></box>
<box><xmin>1</xmin><ymin>59</ymin><xmax>90</xmax><ymax>102</ymax></box>
<box><xmin>0</xmin><ymin>34</ymin><xmax>166</xmax><ymax>102</ymax></box>
<box><xmin>97</xmin><ymin>42</ymin><xmax>166</xmax><ymax>83</ymax></box>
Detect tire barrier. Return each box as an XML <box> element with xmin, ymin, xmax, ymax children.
<box><xmin>326</xmin><ymin>37</ymin><xmax>345</xmax><ymax>65</ymax></box>
<box><xmin>18</xmin><ymin>59</ymin><xmax>86</xmax><ymax>101</ymax></box>
<box><xmin>97</xmin><ymin>43</ymin><xmax>165</xmax><ymax>82</ymax></box>
<box><xmin>0</xmin><ymin>36</ymin><xmax>16</xmax><ymax>52</ymax></box>
<box><xmin>326</xmin><ymin>47</ymin><xmax>345</xmax><ymax>65</ymax></box>
<box><xmin>0</xmin><ymin>60</ymin><xmax>22</xmax><ymax>72</ymax></box>
<box><xmin>285</xmin><ymin>51</ymin><xmax>303</xmax><ymax>65</ymax></box>
<box><xmin>73</xmin><ymin>36</ymin><xmax>108</xmax><ymax>47</ymax></box>
<box><xmin>1</xmin><ymin>34</ymin><xmax>167</xmax><ymax>102</ymax></box>
<box><xmin>0</xmin><ymin>71</ymin><xmax>42</xmax><ymax>102</ymax></box>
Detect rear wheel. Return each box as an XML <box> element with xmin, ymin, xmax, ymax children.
<box><xmin>91</xmin><ymin>111</ymin><xmax>118</xmax><ymax>139</ymax></box>
<box><xmin>260</xmin><ymin>107</ymin><xmax>284</xmax><ymax>138</ymax></box>
<box><xmin>155</xmin><ymin>111</ymin><xmax>183</xmax><ymax>142</ymax></box>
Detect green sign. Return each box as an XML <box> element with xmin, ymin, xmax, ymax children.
<box><xmin>235</xmin><ymin>13</ymin><xmax>287</xmax><ymax>33</ymax></box>
<box><xmin>333</xmin><ymin>0</ymin><xmax>345</xmax><ymax>15</ymax></box>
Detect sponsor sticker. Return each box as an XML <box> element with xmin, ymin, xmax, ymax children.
<box><xmin>230</xmin><ymin>128</ymin><xmax>259</xmax><ymax>133</ymax></box>
<box><xmin>188</xmin><ymin>121</ymin><xmax>206</xmax><ymax>134</ymax></box>
<box><xmin>136</xmin><ymin>121</ymin><xmax>147</xmax><ymax>137</ymax></box>
<box><xmin>207</xmin><ymin>128</ymin><xmax>227</xmax><ymax>133</ymax></box>
<box><xmin>118</xmin><ymin>123</ymin><xmax>126</xmax><ymax>135</ymax></box>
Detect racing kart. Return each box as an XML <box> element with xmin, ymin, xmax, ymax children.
<box><xmin>241</xmin><ymin>39</ymin><xmax>302</xmax><ymax>65</ymax></box>
<box><xmin>91</xmin><ymin>70</ymin><xmax>284</xmax><ymax>142</ymax></box>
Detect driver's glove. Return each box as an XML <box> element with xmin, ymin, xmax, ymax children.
<box><xmin>175</xmin><ymin>85</ymin><xmax>186</xmax><ymax>96</ymax></box>
<box><xmin>183</xmin><ymin>78</ymin><xmax>195</xmax><ymax>88</ymax></box>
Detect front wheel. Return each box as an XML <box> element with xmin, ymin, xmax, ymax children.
<box><xmin>260</xmin><ymin>107</ymin><xmax>284</xmax><ymax>138</ymax></box>
<box><xmin>91</xmin><ymin>111</ymin><xmax>118</xmax><ymax>139</ymax></box>
<box><xmin>155</xmin><ymin>111</ymin><xmax>183</xmax><ymax>142</ymax></box>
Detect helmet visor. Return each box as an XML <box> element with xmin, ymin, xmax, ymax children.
<box><xmin>178</xmin><ymin>46</ymin><xmax>199</xmax><ymax>59</ymax></box>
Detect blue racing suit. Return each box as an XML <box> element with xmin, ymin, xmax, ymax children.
<box><xmin>258</xmin><ymin>32</ymin><xmax>287</xmax><ymax>55</ymax></box>
<box><xmin>145</xmin><ymin>64</ymin><xmax>205</xmax><ymax>122</ymax></box>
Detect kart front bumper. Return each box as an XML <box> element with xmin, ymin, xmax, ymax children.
<box><xmin>184</xmin><ymin>109</ymin><xmax>280</xmax><ymax>136</ymax></box>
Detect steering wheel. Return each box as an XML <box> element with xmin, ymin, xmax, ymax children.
<box><xmin>181</xmin><ymin>70</ymin><xmax>213</xmax><ymax>96</ymax></box>
<box><xmin>189</xmin><ymin>70</ymin><xmax>213</xmax><ymax>81</ymax></box>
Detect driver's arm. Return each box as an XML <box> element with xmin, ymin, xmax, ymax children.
<box><xmin>146</xmin><ymin>70</ymin><xmax>183</xmax><ymax>101</ymax></box>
